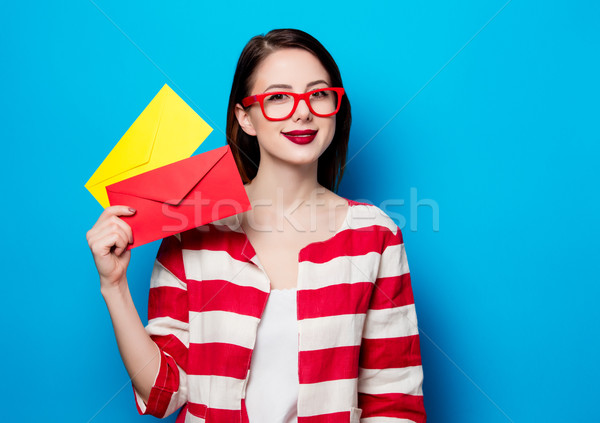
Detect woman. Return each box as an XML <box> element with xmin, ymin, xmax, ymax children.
<box><xmin>87</xmin><ymin>29</ymin><xmax>426</xmax><ymax>423</ymax></box>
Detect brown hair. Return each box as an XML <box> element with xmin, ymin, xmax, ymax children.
<box><xmin>226</xmin><ymin>28</ymin><xmax>351</xmax><ymax>192</ymax></box>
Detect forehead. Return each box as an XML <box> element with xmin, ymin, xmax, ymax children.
<box><xmin>250</xmin><ymin>48</ymin><xmax>331</xmax><ymax>91</ymax></box>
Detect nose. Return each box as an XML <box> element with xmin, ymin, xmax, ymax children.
<box><xmin>292</xmin><ymin>98</ymin><xmax>312</xmax><ymax>121</ymax></box>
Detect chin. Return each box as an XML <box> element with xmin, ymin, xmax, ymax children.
<box><xmin>261</xmin><ymin>136</ymin><xmax>332</xmax><ymax>167</ymax></box>
<box><xmin>292</xmin><ymin>144</ymin><xmax>329</xmax><ymax>164</ymax></box>
<box><xmin>283</xmin><ymin>153</ymin><xmax>321</xmax><ymax>167</ymax></box>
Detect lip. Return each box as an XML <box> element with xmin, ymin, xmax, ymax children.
<box><xmin>282</xmin><ymin>129</ymin><xmax>318</xmax><ymax>145</ymax></box>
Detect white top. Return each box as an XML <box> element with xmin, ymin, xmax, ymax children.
<box><xmin>245</xmin><ymin>288</ymin><xmax>299</xmax><ymax>423</ymax></box>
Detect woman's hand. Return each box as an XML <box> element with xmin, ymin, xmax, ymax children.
<box><xmin>86</xmin><ymin>206</ymin><xmax>136</xmax><ymax>292</ymax></box>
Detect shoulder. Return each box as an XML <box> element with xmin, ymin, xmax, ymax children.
<box><xmin>347</xmin><ymin>200</ymin><xmax>401</xmax><ymax>237</ymax></box>
<box><xmin>318</xmin><ymin>186</ymin><xmax>351</xmax><ymax>211</ymax></box>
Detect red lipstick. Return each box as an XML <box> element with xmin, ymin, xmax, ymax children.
<box><xmin>282</xmin><ymin>129</ymin><xmax>318</xmax><ymax>145</ymax></box>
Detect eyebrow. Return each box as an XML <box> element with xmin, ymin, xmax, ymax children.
<box><xmin>263</xmin><ymin>80</ymin><xmax>330</xmax><ymax>93</ymax></box>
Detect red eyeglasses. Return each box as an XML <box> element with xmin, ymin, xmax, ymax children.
<box><xmin>242</xmin><ymin>87</ymin><xmax>345</xmax><ymax>121</ymax></box>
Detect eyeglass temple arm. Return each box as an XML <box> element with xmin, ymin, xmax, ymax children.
<box><xmin>242</xmin><ymin>95</ymin><xmax>258</xmax><ymax>108</ymax></box>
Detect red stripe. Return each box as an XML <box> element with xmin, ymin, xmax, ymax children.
<box><xmin>299</xmin><ymin>345</ymin><xmax>360</xmax><ymax>383</ymax></box>
<box><xmin>139</xmin><ymin>352</ymin><xmax>180</xmax><ymax>417</ymax></box>
<box><xmin>297</xmin><ymin>282</ymin><xmax>372</xmax><ymax>319</ymax></box>
<box><xmin>360</xmin><ymin>335</ymin><xmax>422</xmax><ymax>368</ymax></box>
<box><xmin>175</xmin><ymin>405</ymin><xmax>188</xmax><ymax>423</ymax></box>
<box><xmin>187</xmin><ymin>402</ymin><xmax>208</xmax><ymax>419</ymax></box>
<box><xmin>347</xmin><ymin>199</ymin><xmax>369</xmax><ymax>207</ymax></box>
<box><xmin>151</xmin><ymin>335</ymin><xmax>188</xmax><ymax>371</ymax></box>
<box><xmin>205</xmin><ymin>406</ymin><xmax>246</xmax><ymax>421</ymax></box>
<box><xmin>188</xmin><ymin>279</ymin><xmax>268</xmax><ymax>318</ymax></box>
<box><xmin>148</xmin><ymin>286</ymin><xmax>188</xmax><ymax>322</ymax></box>
<box><xmin>297</xmin><ymin>411</ymin><xmax>351</xmax><ymax>423</ymax></box>
<box><xmin>359</xmin><ymin>392</ymin><xmax>426</xmax><ymax>422</ymax></box>
<box><xmin>181</xmin><ymin>224</ymin><xmax>251</xmax><ymax>262</ymax></box>
<box><xmin>370</xmin><ymin>273</ymin><xmax>414</xmax><ymax>309</ymax></box>
<box><xmin>241</xmin><ymin>399</ymin><xmax>249</xmax><ymax>423</ymax></box>
<box><xmin>188</xmin><ymin>342</ymin><xmax>252</xmax><ymax>379</ymax></box>
<box><xmin>300</xmin><ymin>225</ymin><xmax>400</xmax><ymax>264</ymax></box>
<box><xmin>157</xmin><ymin>353</ymin><xmax>180</xmax><ymax>392</ymax></box>
<box><xmin>156</xmin><ymin>235</ymin><xmax>186</xmax><ymax>282</ymax></box>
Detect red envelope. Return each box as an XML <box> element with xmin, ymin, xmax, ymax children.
<box><xmin>106</xmin><ymin>145</ymin><xmax>251</xmax><ymax>249</ymax></box>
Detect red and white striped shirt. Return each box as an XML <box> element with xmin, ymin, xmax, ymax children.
<box><xmin>133</xmin><ymin>200</ymin><xmax>426</xmax><ymax>422</ymax></box>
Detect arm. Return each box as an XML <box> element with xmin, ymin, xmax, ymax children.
<box><xmin>87</xmin><ymin>206</ymin><xmax>160</xmax><ymax>401</ymax></box>
<box><xmin>102</xmin><ymin>283</ymin><xmax>161</xmax><ymax>403</ymax></box>
<box><xmin>87</xmin><ymin>207</ymin><xmax>188</xmax><ymax>417</ymax></box>
<box><xmin>357</xmin><ymin>226</ymin><xmax>426</xmax><ymax>422</ymax></box>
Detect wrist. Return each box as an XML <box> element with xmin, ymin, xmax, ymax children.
<box><xmin>100</xmin><ymin>278</ymin><xmax>130</xmax><ymax>302</ymax></box>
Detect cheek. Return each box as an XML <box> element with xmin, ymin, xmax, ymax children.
<box><xmin>252</xmin><ymin>120</ymin><xmax>283</xmax><ymax>146</ymax></box>
<box><xmin>248</xmin><ymin>111</ymin><xmax>275</xmax><ymax>138</ymax></box>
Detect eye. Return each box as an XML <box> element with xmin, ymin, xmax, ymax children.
<box><xmin>310</xmin><ymin>89</ymin><xmax>330</xmax><ymax>99</ymax></box>
<box><xmin>265</xmin><ymin>93</ymin><xmax>290</xmax><ymax>102</ymax></box>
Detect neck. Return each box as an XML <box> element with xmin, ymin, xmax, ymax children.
<box><xmin>246</xmin><ymin>156</ymin><xmax>322</xmax><ymax>209</ymax></box>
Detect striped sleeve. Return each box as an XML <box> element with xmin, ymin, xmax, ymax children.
<box><xmin>358</xmin><ymin>227</ymin><xmax>426</xmax><ymax>423</ymax></box>
<box><xmin>132</xmin><ymin>235</ymin><xmax>189</xmax><ymax>418</ymax></box>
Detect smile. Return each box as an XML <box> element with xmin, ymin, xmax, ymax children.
<box><xmin>282</xmin><ymin>129</ymin><xmax>318</xmax><ymax>145</ymax></box>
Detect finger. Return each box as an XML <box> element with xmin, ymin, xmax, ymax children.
<box><xmin>114</xmin><ymin>240</ymin><xmax>133</xmax><ymax>257</ymax></box>
<box><xmin>98</xmin><ymin>206</ymin><xmax>137</xmax><ymax>223</ymax></box>
<box><xmin>89</xmin><ymin>232</ymin><xmax>127</xmax><ymax>258</ymax></box>
<box><xmin>109</xmin><ymin>231</ymin><xmax>130</xmax><ymax>257</ymax></box>
<box><xmin>90</xmin><ymin>206</ymin><xmax>136</xmax><ymax>240</ymax></box>
<box><xmin>89</xmin><ymin>226</ymin><xmax>131</xmax><ymax>257</ymax></box>
<box><xmin>113</xmin><ymin>240</ymin><xmax>127</xmax><ymax>257</ymax></box>
<box><xmin>87</xmin><ymin>219</ymin><xmax>123</xmax><ymax>249</ymax></box>
<box><xmin>91</xmin><ymin>212</ymin><xmax>135</xmax><ymax>245</ymax></box>
<box><xmin>103</xmin><ymin>214</ymin><xmax>134</xmax><ymax>244</ymax></box>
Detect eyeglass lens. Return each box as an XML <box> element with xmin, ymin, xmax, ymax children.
<box><xmin>263</xmin><ymin>89</ymin><xmax>338</xmax><ymax>119</ymax></box>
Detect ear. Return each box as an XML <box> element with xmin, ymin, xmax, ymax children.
<box><xmin>235</xmin><ymin>104</ymin><xmax>257</xmax><ymax>137</ymax></box>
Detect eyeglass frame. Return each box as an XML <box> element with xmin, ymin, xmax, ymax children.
<box><xmin>241</xmin><ymin>87</ymin><xmax>345</xmax><ymax>121</ymax></box>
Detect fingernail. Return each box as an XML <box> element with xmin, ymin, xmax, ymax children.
<box><xmin>128</xmin><ymin>208</ymin><xmax>136</xmax><ymax>213</ymax></box>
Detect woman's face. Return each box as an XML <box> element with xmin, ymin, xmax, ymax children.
<box><xmin>235</xmin><ymin>48</ymin><xmax>336</xmax><ymax>169</ymax></box>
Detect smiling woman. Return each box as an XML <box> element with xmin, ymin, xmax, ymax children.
<box><xmin>86</xmin><ymin>28</ymin><xmax>426</xmax><ymax>423</ymax></box>
<box><xmin>234</xmin><ymin>48</ymin><xmax>339</xmax><ymax>176</ymax></box>
<box><xmin>226</xmin><ymin>30</ymin><xmax>352</xmax><ymax>193</ymax></box>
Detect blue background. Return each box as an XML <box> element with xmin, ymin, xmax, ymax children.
<box><xmin>1</xmin><ymin>1</ymin><xmax>598</xmax><ymax>422</ymax></box>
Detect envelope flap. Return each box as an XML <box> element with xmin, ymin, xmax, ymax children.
<box><xmin>107</xmin><ymin>146</ymin><xmax>230</xmax><ymax>205</ymax></box>
<box><xmin>86</xmin><ymin>87</ymin><xmax>168</xmax><ymax>187</ymax></box>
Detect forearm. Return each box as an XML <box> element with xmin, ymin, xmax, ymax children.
<box><xmin>102</xmin><ymin>281</ymin><xmax>160</xmax><ymax>404</ymax></box>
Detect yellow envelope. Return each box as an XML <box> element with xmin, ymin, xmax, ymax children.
<box><xmin>85</xmin><ymin>84</ymin><xmax>212</xmax><ymax>207</ymax></box>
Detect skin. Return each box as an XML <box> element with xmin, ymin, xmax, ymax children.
<box><xmin>87</xmin><ymin>47</ymin><xmax>348</xmax><ymax>404</ymax></box>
